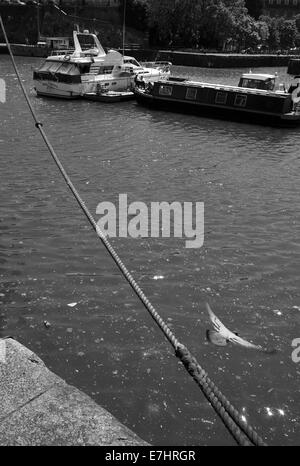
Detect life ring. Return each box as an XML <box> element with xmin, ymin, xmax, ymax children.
<box><xmin>63</xmin><ymin>55</ymin><xmax>71</xmax><ymax>61</ymax></box>
<box><xmin>292</xmin><ymin>84</ymin><xmax>300</xmax><ymax>103</ymax></box>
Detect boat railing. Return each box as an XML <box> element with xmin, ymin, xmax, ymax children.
<box><xmin>140</xmin><ymin>61</ymin><xmax>172</xmax><ymax>71</ymax></box>
<box><xmin>51</xmin><ymin>49</ymin><xmax>75</xmax><ymax>56</ymax></box>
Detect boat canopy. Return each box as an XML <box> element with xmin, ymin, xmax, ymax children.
<box><xmin>38</xmin><ymin>60</ymin><xmax>80</xmax><ymax>75</ymax></box>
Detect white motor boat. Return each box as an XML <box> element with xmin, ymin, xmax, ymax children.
<box><xmin>33</xmin><ymin>30</ymin><xmax>171</xmax><ymax>99</ymax></box>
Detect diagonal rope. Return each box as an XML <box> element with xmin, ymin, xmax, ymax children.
<box><xmin>0</xmin><ymin>15</ymin><xmax>267</xmax><ymax>446</ymax></box>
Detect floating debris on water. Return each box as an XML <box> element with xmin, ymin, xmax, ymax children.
<box><xmin>43</xmin><ymin>320</ymin><xmax>51</xmax><ymax>328</ymax></box>
<box><xmin>273</xmin><ymin>310</ymin><xmax>282</xmax><ymax>316</ymax></box>
<box><xmin>67</xmin><ymin>302</ymin><xmax>78</xmax><ymax>307</ymax></box>
<box><xmin>147</xmin><ymin>403</ymin><xmax>160</xmax><ymax>415</ymax></box>
<box><xmin>263</xmin><ymin>406</ymin><xmax>286</xmax><ymax>418</ymax></box>
<box><xmin>201</xmin><ymin>419</ymin><xmax>214</xmax><ymax>425</ymax></box>
<box><xmin>153</xmin><ymin>275</ymin><xmax>164</xmax><ymax>280</ymax></box>
<box><xmin>292</xmin><ymin>306</ymin><xmax>300</xmax><ymax>311</ymax></box>
<box><xmin>94</xmin><ymin>338</ymin><xmax>104</xmax><ymax>343</ymax></box>
<box><xmin>266</xmin><ymin>407</ymin><xmax>274</xmax><ymax>416</ymax></box>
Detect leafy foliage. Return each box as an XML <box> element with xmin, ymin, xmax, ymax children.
<box><xmin>146</xmin><ymin>0</ymin><xmax>265</xmax><ymax>49</ymax></box>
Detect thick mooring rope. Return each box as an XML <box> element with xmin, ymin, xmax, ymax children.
<box><xmin>1</xmin><ymin>16</ymin><xmax>267</xmax><ymax>446</ymax></box>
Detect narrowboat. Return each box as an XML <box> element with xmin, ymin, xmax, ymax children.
<box><xmin>133</xmin><ymin>72</ymin><xmax>300</xmax><ymax>127</ymax></box>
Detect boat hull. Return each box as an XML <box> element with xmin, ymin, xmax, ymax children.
<box><xmin>134</xmin><ymin>87</ymin><xmax>300</xmax><ymax>127</ymax></box>
<box><xmin>83</xmin><ymin>91</ymin><xmax>134</xmax><ymax>102</ymax></box>
<box><xmin>34</xmin><ymin>80</ymin><xmax>83</xmax><ymax>99</ymax></box>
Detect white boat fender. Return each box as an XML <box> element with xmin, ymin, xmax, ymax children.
<box><xmin>291</xmin><ymin>81</ymin><xmax>300</xmax><ymax>103</ymax></box>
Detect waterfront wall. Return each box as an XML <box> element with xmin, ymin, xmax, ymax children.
<box><xmin>0</xmin><ymin>338</ymin><xmax>148</xmax><ymax>446</ymax></box>
<box><xmin>155</xmin><ymin>50</ymin><xmax>294</xmax><ymax>69</ymax></box>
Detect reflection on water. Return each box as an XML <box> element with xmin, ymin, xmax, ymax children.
<box><xmin>0</xmin><ymin>56</ymin><xmax>300</xmax><ymax>445</ymax></box>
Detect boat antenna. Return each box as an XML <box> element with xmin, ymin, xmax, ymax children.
<box><xmin>36</xmin><ymin>1</ymin><xmax>40</xmax><ymax>42</ymax></box>
<box><xmin>122</xmin><ymin>0</ymin><xmax>126</xmax><ymax>60</ymax></box>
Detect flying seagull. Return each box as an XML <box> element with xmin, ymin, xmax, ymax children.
<box><xmin>206</xmin><ymin>303</ymin><xmax>277</xmax><ymax>353</ymax></box>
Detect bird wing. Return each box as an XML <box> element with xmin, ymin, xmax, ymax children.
<box><xmin>206</xmin><ymin>303</ymin><xmax>262</xmax><ymax>350</ymax></box>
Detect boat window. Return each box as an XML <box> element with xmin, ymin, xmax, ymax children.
<box><xmin>124</xmin><ymin>67</ymin><xmax>134</xmax><ymax>74</ymax></box>
<box><xmin>240</xmin><ymin>78</ymin><xmax>259</xmax><ymax>89</ymax></box>
<box><xmin>39</xmin><ymin>61</ymin><xmax>61</xmax><ymax>72</ymax></box>
<box><xmin>119</xmin><ymin>71</ymin><xmax>132</xmax><ymax>77</ymax></box>
<box><xmin>47</xmin><ymin>62</ymin><xmax>63</xmax><ymax>72</ymax></box>
<box><xmin>234</xmin><ymin>94</ymin><xmax>247</xmax><ymax>107</ymax></box>
<box><xmin>124</xmin><ymin>59</ymin><xmax>140</xmax><ymax>67</ymax></box>
<box><xmin>215</xmin><ymin>91</ymin><xmax>227</xmax><ymax>104</ymax></box>
<box><xmin>57</xmin><ymin>62</ymin><xmax>74</xmax><ymax>74</ymax></box>
<box><xmin>239</xmin><ymin>78</ymin><xmax>275</xmax><ymax>90</ymax></box>
<box><xmin>39</xmin><ymin>61</ymin><xmax>53</xmax><ymax>72</ymax></box>
<box><xmin>186</xmin><ymin>87</ymin><xmax>197</xmax><ymax>100</ymax></box>
<box><xmin>159</xmin><ymin>85</ymin><xmax>173</xmax><ymax>96</ymax></box>
<box><xmin>98</xmin><ymin>66</ymin><xmax>114</xmax><ymax>75</ymax></box>
<box><xmin>264</xmin><ymin>78</ymin><xmax>275</xmax><ymax>90</ymax></box>
<box><xmin>78</xmin><ymin>63</ymin><xmax>91</xmax><ymax>74</ymax></box>
<box><xmin>66</xmin><ymin>64</ymin><xmax>81</xmax><ymax>75</ymax></box>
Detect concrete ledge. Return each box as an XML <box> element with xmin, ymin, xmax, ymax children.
<box><xmin>0</xmin><ymin>338</ymin><xmax>148</xmax><ymax>446</ymax></box>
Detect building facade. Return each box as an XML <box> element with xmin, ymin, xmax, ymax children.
<box><xmin>59</xmin><ymin>0</ymin><xmax>120</xmax><ymax>6</ymax></box>
<box><xmin>262</xmin><ymin>0</ymin><xmax>300</xmax><ymax>16</ymax></box>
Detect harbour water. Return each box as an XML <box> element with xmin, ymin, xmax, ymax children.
<box><xmin>1</xmin><ymin>55</ymin><xmax>300</xmax><ymax>445</ymax></box>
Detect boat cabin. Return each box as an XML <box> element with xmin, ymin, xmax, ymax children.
<box><xmin>238</xmin><ymin>73</ymin><xmax>277</xmax><ymax>91</ymax></box>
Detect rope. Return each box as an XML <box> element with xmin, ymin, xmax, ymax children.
<box><xmin>0</xmin><ymin>16</ymin><xmax>267</xmax><ymax>446</ymax></box>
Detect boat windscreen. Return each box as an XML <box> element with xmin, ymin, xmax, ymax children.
<box><xmin>66</xmin><ymin>64</ymin><xmax>81</xmax><ymax>75</ymax></box>
<box><xmin>124</xmin><ymin>58</ymin><xmax>140</xmax><ymax>67</ymax></box>
<box><xmin>78</xmin><ymin>35</ymin><xmax>97</xmax><ymax>51</ymax></box>
<box><xmin>38</xmin><ymin>61</ymin><xmax>56</xmax><ymax>72</ymax></box>
<box><xmin>240</xmin><ymin>77</ymin><xmax>275</xmax><ymax>91</ymax></box>
<box><xmin>47</xmin><ymin>62</ymin><xmax>64</xmax><ymax>72</ymax></box>
<box><xmin>38</xmin><ymin>61</ymin><xmax>80</xmax><ymax>75</ymax></box>
<box><xmin>57</xmin><ymin>62</ymin><xmax>74</xmax><ymax>74</ymax></box>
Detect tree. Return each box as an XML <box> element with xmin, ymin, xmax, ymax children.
<box><xmin>279</xmin><ymin>19</ymin><xmax>297</xmax><ymax>49</ymax></box>
<box><xmin>256</xmin><ymin>20</ymin><xmax>269</xmax><ymax>45</ymax></box>
<box><xmin>146</xmin><ymin>0</ymin><xmax>261</xmax><ymax>49</ymax></box>
<box><xmin>245</xmin><ymin>0</ymin><xmax>264</xmax><ymax>19</ymax></box>
<box><xmin>202</xmin><ymin>0</ymin><xmax>259</xmax><ymax>50</ymax></box>
<box><xmin>235</xmin><ymin>15</ymin><xmax>261</xmax><ymax>50</ymax></box>
<box><xmin>146</xmin><ymin>0</ymin><xmax>203</xmax><ymax>47</ymax></box>
<box><xmin>295</xmin><ymin>13</ymin><xmax>300</xmax><ymax>32</ymax></box>
<box><xmin>119</xmin><ymin>0</ymin><xmax>148</xmax><ymax>31</ymax></box>
<box><xmin>266</xmin><ymin>17</ymin><xmax>280</xmax><ymax>51</ymax></box>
